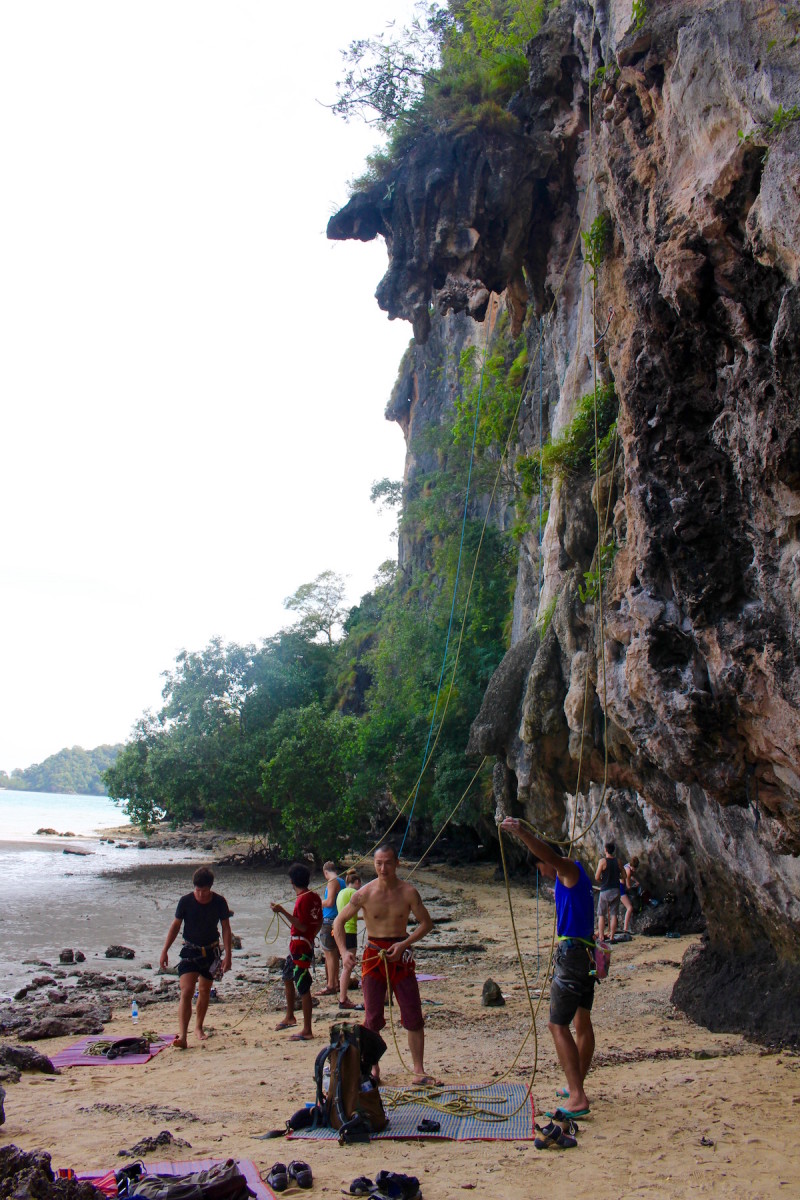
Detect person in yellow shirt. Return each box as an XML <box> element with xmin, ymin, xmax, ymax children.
<box><xmin>336</xmin><ymin>869</ymin><xmax>363</xmax><ymax>1010</ymax></box>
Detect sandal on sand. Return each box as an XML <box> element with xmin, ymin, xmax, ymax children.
<box><xmin>349</xmin><ymin>1179</ymin><xmax>374</xmax><ymax>1196</ymax></box>
<box><xmin>545</xmin><ymin>1106</ymin><xmax>590</xmax><ymax>1120</ymax></box>
<box><xmin>274</xmin><ymin>1020</ymin><xmax>296</xmax><ymax>1031</ymax></box>
<box><xmin>534</xmin><ymin>1120</ymin><xmax>577</xmax><ymax>1150</ymax></box>
<box><xmin>338</xmin><ymin>998</ymin><xmax>365</xmax><ymax>1010</ymax></box>
<box><xmin>289</xmin><ymin>1032</ymin><xmax>314</xmax><ymax>1041</ymax></box>
<box><xmin>313</xmin><ymin>986</ymin><xmax>338</xmax><ymax>996</ymax></box>
<box><xmin>287</xmin><ymin>1161</ymin><xmax>313</xmax><ymax>1189</ymax></box>
<box><xmin>265</xmin><ymin>1163</ymin><xmax>288</xmax><ymax>1192</ymax></box>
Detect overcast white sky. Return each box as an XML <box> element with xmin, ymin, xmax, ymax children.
<box><xmin>0</xmin><ymin>1</ymin><xmax>419</xmax><ymax>772</ymax></box>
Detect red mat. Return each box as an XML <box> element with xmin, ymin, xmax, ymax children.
<box><xmin>51</xmin><ymin>1034</ymin><xmax>175</xmax><ymax>1068</ymax></box>
<box><xmin>81</xmin><ymin>1159</ymin><xmax>277</xmax><ymax>1200</ymax></box>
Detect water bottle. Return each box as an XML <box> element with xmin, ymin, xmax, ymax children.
<box><xmin>131</xmin><ymin>999</ymin><xmax>139</xmax><ymax>1024</ymax></box>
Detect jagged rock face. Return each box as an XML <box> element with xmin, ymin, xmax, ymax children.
<box><xmin>331</xmin><ymin>0</ymin><xmax>800</xmax><ymax>1041</ymax></box>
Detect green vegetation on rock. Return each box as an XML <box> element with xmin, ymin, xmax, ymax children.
<box><xmin>337</xmin><ymin>0</ymin><xmax>551</xmax><ymax>190</ymax></box>
<box><xmin>0</xmin><ymin>744</ymin><xmax>124</xmax><ymax>795</ymax></box>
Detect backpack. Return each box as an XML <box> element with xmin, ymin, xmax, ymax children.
<box><xmin>105</xmin><ymin>1037</ymin><xmax>150</xmax><ymax>1060</ymax></box>
<box><xmin>313</xmin><ymin>1022</ymin><xmax>388</xmax><ymax>1135</ymax></box>
<box><xmin>130</xmin><ymin>1161</ymin><xmax>253</xmax><ymax>1200</ymax></box>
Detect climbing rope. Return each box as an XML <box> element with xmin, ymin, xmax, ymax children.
<box><xmin>398</xmin><ymin>308</ymin><xmax>494</xmax><ymax>855</ymax></box>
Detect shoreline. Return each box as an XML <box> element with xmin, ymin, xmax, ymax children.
<box><xmin>2</xmin><ymin>862</ymin><xmax>797</xmax><ymax>1198</ymax></box>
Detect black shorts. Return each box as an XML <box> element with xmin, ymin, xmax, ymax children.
<box><xmin>178</xmin><ymin>945</ymin><xmax>220</xmax><ymax>981</ymax></box>
<box><xmin>549</xmin><ymin>943</ymin><xmax>595</xmax><ymax>1026</ymax></box>
<box><xmin>282</xmin><ymin>953</ymin><xmax>312</xmax><ymax>997</ymax></box>
<box><xmin>345</xmin><ymin>932</ymin><xmax>357</xmax><ymax>951</ymax></box>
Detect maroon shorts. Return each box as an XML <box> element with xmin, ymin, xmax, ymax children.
<box><xmin>361</xmin><ymin>939</ymin><xmax>424</xmax><ymax>1034</ymax></box>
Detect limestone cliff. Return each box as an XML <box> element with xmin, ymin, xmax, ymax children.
<box><xmin>329</xmin><ymin>0</ymin><xmax>800</xmax><ymax>1043</ymax></box>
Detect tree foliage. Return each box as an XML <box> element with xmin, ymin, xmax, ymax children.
<box><xmin>335</xmin><ymin>0</ymin><xmax>548</xmax><ymax>187</ymax></box>
<box><xmin>0</xmin><ymin>744</ymin><xmax>124</xmax><ymax>796</ymax></box>
<box><xmin>284</xmin><ymin>570</ymin><xmax>349</xmax><ymax>645</ymax></box>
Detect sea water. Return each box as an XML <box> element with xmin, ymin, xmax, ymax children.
<box><xmin>0</xmin><ymin>789</ymin><xmax>289</xmax><ymax>999</ymax></box>
<box><xmin>0</xmin><ymin>788</ymin><xmax>130</xmax><ymax>840</ymax></box>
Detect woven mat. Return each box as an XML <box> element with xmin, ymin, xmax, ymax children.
<box><xmin>287</xmin><ymin>1082</ymin><xmax>535</xmax><ymax>1141</ymax></box>
<box><xmin>51</xmin><ymin>1034</ymin><xmax>175</xmax><ymax>1068</ymax></box>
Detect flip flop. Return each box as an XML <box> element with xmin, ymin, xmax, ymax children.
<box><xmin>338</xmin><ymin>999</ymin><xmax>365</xmax><ymax>1010</ymax></box>
<box><xmin>287</xmin><ymin>1161</ymin><xmax>313</xmax><ymax>1190</ymax></box>
<box><xmin>313</xmin><ymin>986</ymin><xmax>338</xmax><ymax>996</ymax></box>
<box><xmin>274</xmin><ymin>1020</ymin><xmax>296</xmax><ymax>1031</ymax></box>
<box><xmin>416</xmin><ymin>1118</ymin><xmax>441</xmax><ymax>1133</ymax></box>
<box><xmin>555</xmin><ymin>1088</ymin><xmax>569</xmax><ymax>1098</ymax></box>
<box><xmin>411</xmin><ymin>1075</ymin><xmax>441</xmax><ymax>1087</ymax></box>
<box><xmin>545</xmin><ymin>1106</ymin><xmax>591</xmax><ymax>1119</ymax></box>
<box><xmin>289</xmin><ymin>1032</ymin><xmax>314</xmax><ymax>1041</ymax></box>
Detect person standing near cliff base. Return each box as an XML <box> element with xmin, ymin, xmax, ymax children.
<box><xmin>501</xmin><ymin>818</ymin><xmax>595</xmax><ymax>1117</ymax></box>
<box><xmin>336</xmin><ymin>868</ymin><xmax>363</xmax><ymax>1010</ymax></box>
<box><xmin>596</xmin><ymin>840</ymin><xmax>622</xmax><ymax>942</ymax></box>
<box><xmin>333</xmin><ymin>843</ymin><xmax>437</xmax><ymax>1085</ymax></box>
<box><xmin>316</xmin><ymin>860</ymin><xmax>344</xmax><ymax>997</ymax></box>
<box><xmin>160</xmin><ymin>866</ymin><xmax>232</xmax><ymax>1049</ymax></box>
<box><xmin>271</xmin><ymin>862</ymin><xmax>324</xmax><ymax>1041</ymax></box>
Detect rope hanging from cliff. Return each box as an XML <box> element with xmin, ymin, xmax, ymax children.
<box><xmin>398</xmin><ymin>313</ymin><xmax>493</xmax><ymax>855</ymax></box>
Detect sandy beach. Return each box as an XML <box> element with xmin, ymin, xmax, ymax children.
<box><xmin>4</xmin><ymin>862</ymin><xmax>799</xmax><ymax>1199</ymax></box>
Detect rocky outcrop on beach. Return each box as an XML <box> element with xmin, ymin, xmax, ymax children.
<box><xmin>0</xmin><ymin>1147</ymin><xmax>103</xmax><ymax>1200</ymax></box>
<box><xmin>329</xmin><ymin>0</ymin><xmax>800</xmax><ymax>1042</ymax></box>
<box><xmin>0</xmin><ymin>968</ymin><xmax>178</xmax><ymax>1041</ymax></box>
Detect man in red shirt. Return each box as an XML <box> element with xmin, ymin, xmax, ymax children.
<box><xmin>271</xmin><ymin>862</ymin><xmax>323</xmax><ymax>1041</ymax></box>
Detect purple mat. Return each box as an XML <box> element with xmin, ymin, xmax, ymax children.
<box><xmin>82</xmin><ymin>1159</ymin><xmax>276</xmax><ymax>1200</ymax></box>
<box><xmin>51</xmin><ymin>1033</ymin><xmax>175</xmax><ymax>1068</ymax></box>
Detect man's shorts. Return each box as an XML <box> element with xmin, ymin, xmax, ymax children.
<box><xmin>319</xmin><ymin>922</ymin><xmax>337</xmax><ymax>952</ymax></box>
<box><xmin>362</xmin><ymin>965</ymin><xmax>424</xmax><ymax>1034</ymax></box>
<box><xmin>597</xmin><ymin>889</ymin><xmax>620</xmax><ymax>920</ymax></box>
<box><xmin>282</xmin><ymin>953</ymin><xmax>312</xmax><ymax>997</ymax></box>
<box><xmin>345</xmin><ymin>932</ymin><xmax>358</xmax><ymax>951</ymax></box>
<box><xmin>178</xmin><ymin>945</ymin><xmax>220</xmax><ymax>982</ymax></box>
<box><xmin>549</xmin><ymin>942</ymin><xmax>595</xmax><ymax>1026</ymax></box>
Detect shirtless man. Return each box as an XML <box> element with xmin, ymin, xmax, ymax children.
<box><xmin>333</xmin><ymin>842</ymin><xmax>436</xmax><ymax>1085</ymax></box>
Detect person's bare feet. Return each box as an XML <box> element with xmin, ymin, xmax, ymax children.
<box><xmin>173</xmin><ymin>1035</ymin><xmax>188</xmax><ymax>1050</ymax></box>
<box><xmin>195</xmin><ymin>1028</ymin><xmax>210</xmax><ymax>1041</ymax></box>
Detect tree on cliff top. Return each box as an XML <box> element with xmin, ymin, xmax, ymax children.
<box><xmin>284</xmin><ymin>570</ymin><xmax>348</xmax><ymax>645</ymax></box>
<box><xmin>333</xmin><ymin>0</ymin><xmax>546</xmax><ymax>177</ymax></box>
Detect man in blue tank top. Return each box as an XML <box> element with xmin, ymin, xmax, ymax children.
<box><xmin>501</xmin><ymin>818</ymin><xmax>595</xmax><ymax>1117</ymax></box>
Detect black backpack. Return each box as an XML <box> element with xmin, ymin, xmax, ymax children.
<box><xmin>313</xmin><ymin>1022</ymin><xmax>388</xmax><ymax>1136</ymax></box>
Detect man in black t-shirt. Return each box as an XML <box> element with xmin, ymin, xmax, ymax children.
<box><xmin>160</xmin><ymin>866</ymin><xmax>233</xmax><ymax>1049</ymax></box>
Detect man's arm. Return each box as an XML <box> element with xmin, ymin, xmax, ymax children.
<box><xmin>160</xmin><ymin>917</ymin><xmax>182</xmax><ymax>970</ymax></box>
<box><xmin>220</xmin><ymin>917</ymin><xmax>232</xmax><ymax>973</ymax></box>
<box><xmin>500</xmin><ymin>817</ymin><xmax>580</xmax><ymax>887</ymax></box>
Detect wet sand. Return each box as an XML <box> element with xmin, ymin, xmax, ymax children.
<box><xmin>4</xmin><ymin>863</ymin><xmax>800</xmax><ymax>1199</ymax></box>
